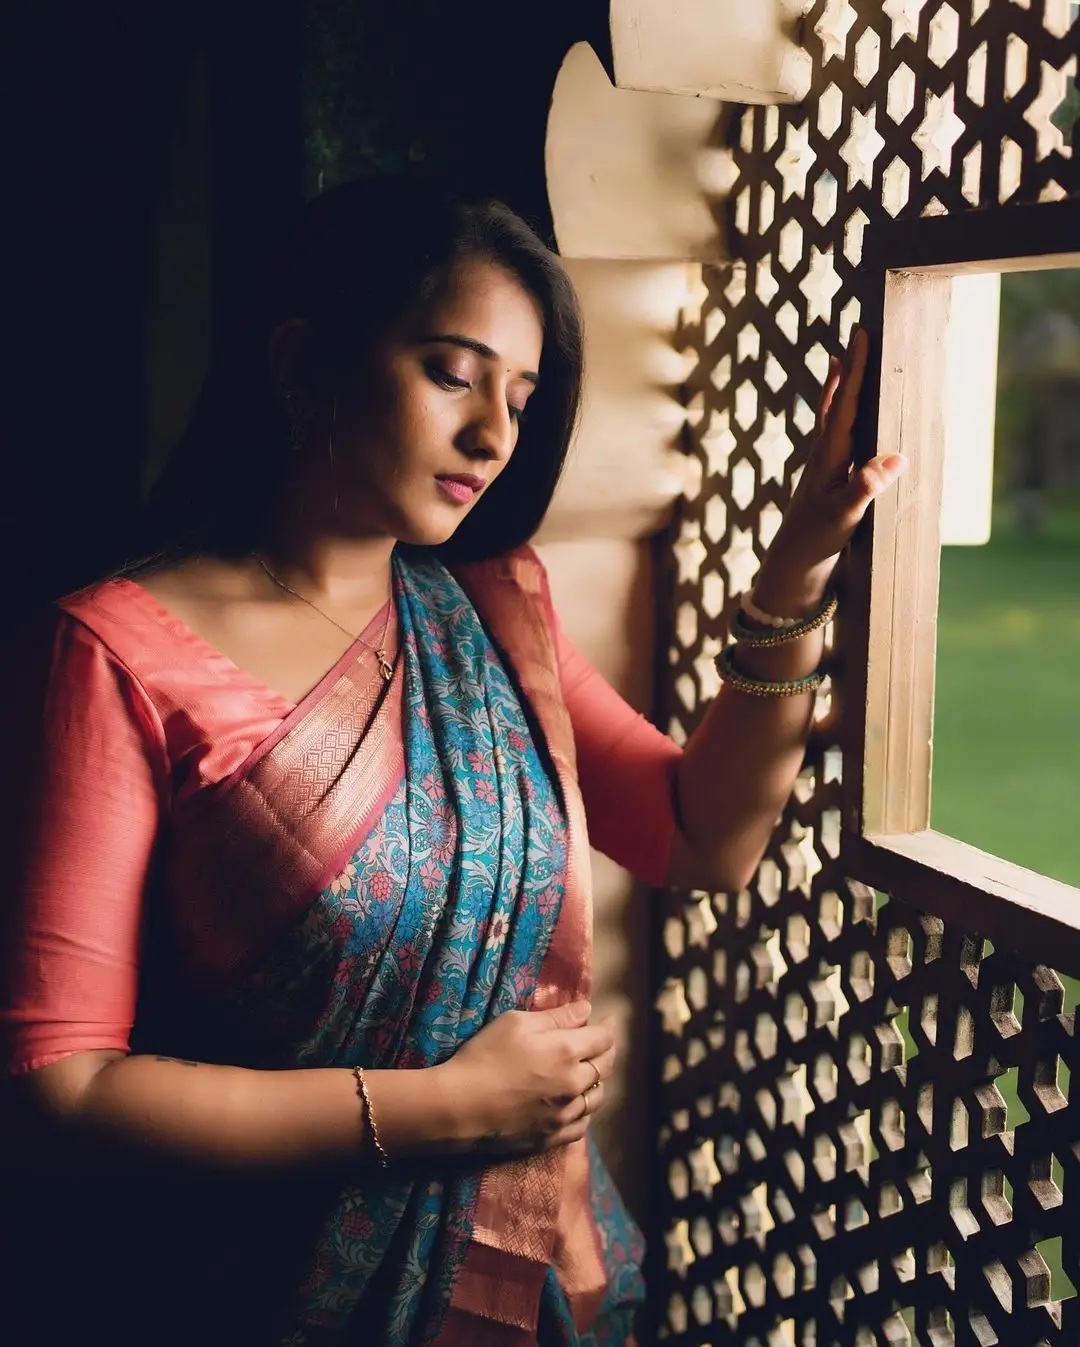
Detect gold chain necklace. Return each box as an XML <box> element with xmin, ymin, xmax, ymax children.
<box><xmin>255</xmin><ymin>555</ymin><xmax>395</xmax><ymax>682</ymax></box>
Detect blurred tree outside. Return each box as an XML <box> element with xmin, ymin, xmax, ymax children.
<box><xmin>996</xmin><ymin>270</ymin><xmax>1080</xmax><ymax>531</ymax></box>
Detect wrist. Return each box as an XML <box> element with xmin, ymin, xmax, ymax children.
<box><xmin>750</xmin><ymin>556</ymin><xmax>837</xmax><ymax>621</ymax></box>
<box><xmin>358</xmin><ymin>1063</ymin><xmax>474</xmax><ymax>1160</ymax></box>
<box><xmin>428</xmin><ymin>1059</ymin><xmax>485</xmax><ymax>1150</ymax></box>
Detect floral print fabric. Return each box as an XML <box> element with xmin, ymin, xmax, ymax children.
<box><xmin>225</xmin><ymin>552</ymin><xmax>643</xmax><ymax>1344</ymax></box>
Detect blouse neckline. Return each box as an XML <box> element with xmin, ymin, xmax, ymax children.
<box><xmin>110</xmin><ymin>577</ymin><xmax>393</xmax><ymax>721</ymax></box>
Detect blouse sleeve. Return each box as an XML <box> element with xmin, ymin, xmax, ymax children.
<box><xmin>0</xmin><ymin>609</ymin><xmax>169</xmax><ymax>1076</ymax></box>
<box><xmin>552</xmin><ymin>609</ymin><xmax>682</xmax><ymax>888</ymax></box>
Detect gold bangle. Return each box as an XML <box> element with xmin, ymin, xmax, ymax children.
<box><xmin>352</xmin><ymin>1065</ymin><xmax>391</xmax><ymax>1169</ymax></box>
<box><xmin>714</xmin><ymin>645</ymin><xmax>826</xmax><ymax>698</ymax></box>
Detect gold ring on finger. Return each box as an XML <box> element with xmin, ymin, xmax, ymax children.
<box><xmin>587</xmin><ymin>1059</ymin><xmax>601</xmax><ymax>1092</ymax></box>
<box><xmin>580</xmin><ymin>1091</ymin><xmax>591</xmax><ymax>1118</ymax></box>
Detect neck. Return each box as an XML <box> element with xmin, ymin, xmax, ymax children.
<box><xmin>259</xmin><ymin>524</ymin><xmax>396</xmax><ymax>606</ymax></box>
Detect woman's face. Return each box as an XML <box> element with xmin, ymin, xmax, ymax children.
<box><xmin>307</xmin><ymin>259</ymin><xmax>545</xmax><ymax>547</ymax></box>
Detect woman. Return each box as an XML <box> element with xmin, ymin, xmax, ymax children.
<box><xmin>0</xmin><ymin>179</ymin><xmax>904</xmax><ymax>1346</ymax></box>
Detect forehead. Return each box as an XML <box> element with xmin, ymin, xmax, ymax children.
<box><xmin>419</xmin><ymin>260</ymin><xmax>545</xmax><ymax>369</ymax></box>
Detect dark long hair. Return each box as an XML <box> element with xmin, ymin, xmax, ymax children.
<box><xmin>133</xmin><ymin>178</ymin><xmax>584</xmax><ymax>567</ymax></box>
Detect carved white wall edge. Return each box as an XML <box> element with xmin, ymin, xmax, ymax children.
<box><xmin>610</xmin><ymin>0</ymin><xmax>813</xmax><ymax>103</ymax></box>
<box><xmin>534</xmin><ymin>535</ymin><xmax>659</xmax><ymax>1218</ymax></box>
<box><xmin>545</xmin><ymin>42</ymin><xmax>731</xmax><ymax>262</ymax></box>
<box><xmin>536</xmin><ymin>258</ymin><xmax>699</xmax><ymax>544</ymax></box>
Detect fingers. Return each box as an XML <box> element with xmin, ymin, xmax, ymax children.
<box><xmin>841</xmin><ymin>452</ymin><xmax>908</xmax><ymax>517</ymax></box>
<box><xmin>565</xmin><ymin>1022</ymin><xmax>616</xmax><ymax>1064</ymax></box>
<box><xmin>571</xmin><ymin>1042</ymin><xmax>616</xmax><ymax>1096</ymax></box>
<box><xmin>544</xmin><ymin>1114</ymin><xmax>591</xmax><ymax>1150</ymax></box>
<box><xmin>551</xmin><ymin>1081</ymin><xmax>605</xmax><ymax>1133</ymax></box>
<box><xmin>542</xmin><ymin>1000</ymin><xmax>592</xmax><ymax>1031</ymax></box>
<box><xmin>818</xmin><ymin>328</ymin><xmax>870</xmax><ymax>470</ymax></box>
<box><xmin>817</xmin><ymin>357</ymin><xmax>842</xmax><ymax>434</ymax></box>
<box><xmin>832</xmin><ymin>327</ymin><xmax>869</xmax><ymax>432</ymax></box>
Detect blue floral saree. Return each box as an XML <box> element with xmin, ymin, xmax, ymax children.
<box><xmin>143</xmin><ymin>548</ymin><xmax>644</xmax><ymax>1346</ymax></box>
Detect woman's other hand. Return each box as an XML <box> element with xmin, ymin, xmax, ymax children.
<box><xmin>751</xmin><ymin>326</ymin><xmax>908</xmax><ymax>618</ymax></box>
<box><xmin>436</xmin><ymin>1000</ymin><xmax>617</xmax><ymax>1155</ymax></box>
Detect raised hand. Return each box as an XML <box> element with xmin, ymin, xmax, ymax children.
<box><xmin>752</xmin><ymin>327</ymin><xmax>907</xmax><ymax>617</ymax></box>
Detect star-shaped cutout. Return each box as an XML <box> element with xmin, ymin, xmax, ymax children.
<box><xmin>656</xmin><ymin>978</ymin><xmax>692</xmax><ymax>1037</ymax></box>
<box><xmin>663</xmin><ymin>1219</ymin><xmax>695</xmax><ymax>1275</ymax></box>
<box><xmin>1024</xmin><ymin>61</ymin><xmax>1071</xmax><ymax>161</ymax></box>
<box><xmin>674</xmin><ymin>524</ymin><xmax>707</xmax><ymax>586</ymax></box>
<box><xmin>782</xmin><ymin>822</ymin><xmax>823</xmax><ymax>896</ymax></box>
<box><xmin>882</xmin><ymin>0</ymin><xmax>926</xmax><ymax>45</ymax></box>
<box><xmin>685</xmin><ymin>895</ymin><xmax>717</xmax><ymax>950</ymax></box>
<box><xmin>777</xmin><ymin>121</ymin><xmax>814</xmax><ymax>200</ymax></box>
<box><xmin>702</xmin><ymin>411</ymin><xmax>737</xmax><ymax>476</ymax></box>
<box><xmin>839</xmin><ymin>105</ymin><xmax>886</xmax><ymax>190</ymax></box>
<box><xmin>688</xmin><ymin>1139</ymin><xmax>723</xmax><ymax>1198</ymax></box>
<box><xmin>721</xmin><ymin>527</ymin><xmax>761</xmax><ymax>598</ymax></box>
<box><xmin>823</xmin><ymin>962</ymin><xmax>851</xmax><ymax>1032</ymax></box>
<box><xmin>913</xmin><ymin>87</ymin><xmax>966</xmax><ymax>178</ymax></box>
<box><xmin>755</xmin><ymin>412</ymin><xmax>794</xmax><ymax>485</ymax></box>
<box><xmin>814</xmin><ymin>0</ymin><xmax>858</xmax><ymax>63</ymax></box>
<box><xmin>778</xmin><ymin>1062</ymin><xmax>816</xmax><ymax>1129</ymax></box>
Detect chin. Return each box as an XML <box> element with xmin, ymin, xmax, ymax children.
<box><xmin>391</xmin><ymin>506</ymin><xmax>471</xmax><ymax>550</ymax></box>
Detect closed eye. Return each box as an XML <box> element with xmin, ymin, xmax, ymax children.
<box><xmin>427</xmin><ymin>359</ymin><xmax>529</xmax><ymax>426</ymax></box>
<box><xmin>425</xmin><ymin>360</ymin><xmax>471</xmax><ymax>392</ymax></box>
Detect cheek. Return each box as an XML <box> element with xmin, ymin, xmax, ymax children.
<box><xmin>390</xmin><ymin>384</ymin><xmax>459</xmax><ymax>465</ymax></box>
<box><xmin>343</xmin><ymin>382</ymin><xmax>430</xmax><ymax>472</ymax></box>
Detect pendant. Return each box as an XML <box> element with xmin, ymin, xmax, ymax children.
<box><xmin>375</xmin><ymin>649</ymin><xmax>394</xmax><ymax>682</ymax></box>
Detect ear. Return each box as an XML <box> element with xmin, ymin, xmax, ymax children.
<box><xmin>268</xmin><ymin>318</ymin><xmax>316</xmax><ymax>408</ymax></box>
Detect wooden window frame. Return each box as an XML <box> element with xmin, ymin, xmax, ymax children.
<box><xmin>842</xmin><ymin>198</ymin><xmax>1080</xmax><ymax>975</ymax></box>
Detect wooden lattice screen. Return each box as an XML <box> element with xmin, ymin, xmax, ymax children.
<box><xmin>652</xmin><ymin>3</ymin><xmax>1079</xmax><ymax>1345</ymax></box>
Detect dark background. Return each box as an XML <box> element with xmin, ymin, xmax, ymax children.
<box><xmin>1</xmin><ymin>0</ymin><xmax>614</xmax><ymax>612</ymax></box>
<box><xmin>0</xmin><ymin>7</ymin><xmax>646</xmax><ymax>1341</ymax></box>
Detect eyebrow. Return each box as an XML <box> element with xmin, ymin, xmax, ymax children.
<box><xmin>420</xmin><ymin>333</ymin><xmax>539</xmax><ymax>385</ymax></box>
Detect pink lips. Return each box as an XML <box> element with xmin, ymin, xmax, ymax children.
<box><xmin>435</xmin><ymin>474</ymin><xmax>484</xmax><ymax>505</ymax></box>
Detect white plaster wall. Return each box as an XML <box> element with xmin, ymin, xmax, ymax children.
<box><xmin>535</xmin><ymin>537</ymin><xmax>658</xmax><ymax>1219</ymax></box>
<box><xmin>533</xmin><ymin>258</ymin><xmax>695</xmax><ymax>1217</ymax></box>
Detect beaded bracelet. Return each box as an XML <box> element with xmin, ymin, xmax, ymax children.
<box><xmin>714</xmin><ymin>644</ymin><xmax>826</xmax><ymax>698</ymax></box>
<box><xmin>353</xmin><ymin>1065</ymin><xmax>391</xmax><ymax>1169</ymax></box>
<box><xmin>731</xmin><ymin>591</ymin><xmax>838</xmax><ymax>649</ymax></box>
<box><xmin>742</xmin><ymin>595</ymin><xmax>805</xmax><ymax>629</ymax></box>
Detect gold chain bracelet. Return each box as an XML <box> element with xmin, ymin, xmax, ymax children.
<box><xmin>352</xmin><ymin>1065</ymin><xmax>391</xmax><ymax>1169</ymax></box>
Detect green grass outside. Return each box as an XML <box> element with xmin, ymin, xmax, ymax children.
<box><xmin>930</xmin><ymin>499</ymin><xmax>1078</xmax><ymax>1301</ymax></box>
<box><xmin>933</xmin><ymin>500</ymin><xmax>1080</xmax><ymax>889</ymax></box>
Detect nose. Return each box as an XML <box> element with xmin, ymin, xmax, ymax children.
<box><xmin>460</xmin><ymin>393</ymin><xmax>516</xmax><ymax>463</ymax></box>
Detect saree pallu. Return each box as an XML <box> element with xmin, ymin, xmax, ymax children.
<box><xmin>134</xmin><ymin>549</ymin><xmax>644</xmax><ymax>1346</ymax></box>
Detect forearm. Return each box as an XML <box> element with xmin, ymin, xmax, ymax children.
<box><xmin>25</xmin><ymin>1049</ymin><xmax>461</xmax><ymax>1174</ymax></box>
<box><xmin>673</xmin><ymin>563</ymin><xmax>831</xmax><ymax>892</ymax></box>
<box><xmin>670</xmin><ymin>321</ymin><xmax>905</xmax><ymax>893</ymax></box>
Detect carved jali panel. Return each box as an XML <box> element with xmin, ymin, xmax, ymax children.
<box><xmin>653</xmin><ymin>2</ymin><xmax>1079</xmax><ymax>1344</ymax></box>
